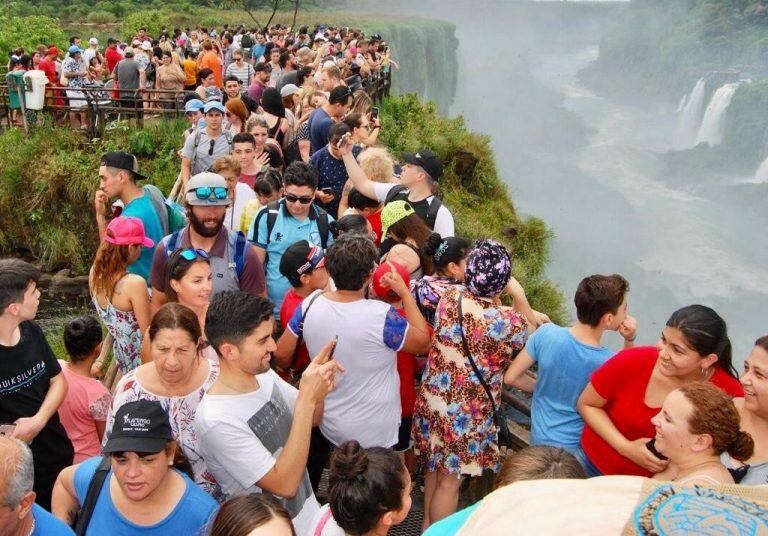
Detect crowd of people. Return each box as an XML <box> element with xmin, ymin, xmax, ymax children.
<box><xmin>1</xmin><ymin>22</ymin><xmax>767</xmax><ymax>536</ymax></box>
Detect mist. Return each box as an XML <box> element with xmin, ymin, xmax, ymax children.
<box><xmin>359</xmin><ymin>0</ymin><xmax>768</xmax><ymax>366</ymax></box>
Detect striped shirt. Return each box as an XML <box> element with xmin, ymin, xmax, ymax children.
<box><xmin>225</xmin><ymin>62</ymin><xmax>254</xmax><ymax>86</ymax></box>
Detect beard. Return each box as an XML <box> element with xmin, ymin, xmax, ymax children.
<box><xmin>189</xmin><ymin>209</ymin><xmax>224</xmax><ymax>238</ymax></box>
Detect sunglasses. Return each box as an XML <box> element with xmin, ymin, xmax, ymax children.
<box><xmin>296</xmin><ymin>245</ymin><xmax>325</xmax><ymax>275</ymax></box>
<box><xmin>208</xmin><ymin>139</ymin><xmax>216</xmax><ymax>156</ymax></box>
<box><xmin>284</xmin><ymin>194</ymin><xmax>314</xmax><ymax>204</ymax></box>
<box><xmin>180</xmin><ymin>248</ymin><xmax>210</xmax><ymax>261</ymax></box>
<box><xmin>192</xmin><ymin>186</ymin><xmax>228</xmax><ymax>201</ymax></box>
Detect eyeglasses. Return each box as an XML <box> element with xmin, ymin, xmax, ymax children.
<box><xmin>284</xmin><ymin>194</ymin><xmax>314</xmax><ymax>204</ymax></box>
<box><xmin>180</xmin><ymin>248</ymin><xmax>210</xmax><ymax>261</ymax></box>
<box><xmin>192</xmin><ymin>186</ymin><xmax>228</xmax><ymax>201</ymax></box>
<box><xmin>208</xmin><ymin>139</ymin><xmax>216</xmax><ymax>156</ymax></box>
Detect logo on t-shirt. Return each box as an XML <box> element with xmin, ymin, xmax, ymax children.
<box><xmin>0</xmin><ymin>361</ymin><xmax>45</xmax><ymax>395</ymax></box>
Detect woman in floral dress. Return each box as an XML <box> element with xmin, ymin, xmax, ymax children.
<box><xmin>104</xmin><ymin>303</ymin><xmax>222</xmax><ymax>501</ymax></box>
<box><xmin>413</xmin><ymin>239</ymin><xmax>528</xmax><ymax>531</ymax></box>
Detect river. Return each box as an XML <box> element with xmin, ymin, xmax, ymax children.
<box><xmin>381</xmin><ymin>0</ymin><xmax>768</xmax><ymax>366</ymax></box>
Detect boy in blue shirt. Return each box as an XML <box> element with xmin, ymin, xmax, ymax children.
<box><xmin>504</xmin><ymin>274</ymin><xmax>637</xmax><ymax>453</ymax></box>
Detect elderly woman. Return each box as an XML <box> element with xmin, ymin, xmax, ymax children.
<box><xmin>412</xmin><ymin>239</ymin><xmax>528</xmax><ymax>530</ymax></box>
<box><xmin>53</xmin><ymin>400</ymin><xmax>218</xmax><ymax>532</ymax></box>
<box><xmin>104</xmin><ymin>304</ymin><xmax>222</xmax><ymax>499</ymax></box>
<box><xmin>651</xmin><ymin>383</ymin><xmax>753</xmax><ymax>486</ymax></box>
<box><xmin>723</xmin><ymin>336</ymin><xmax>768</xmax><ymax>484</ymax></box>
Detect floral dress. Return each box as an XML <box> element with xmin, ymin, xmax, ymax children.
<box><xmin>104</xmin><ymin>358</ymin><xmax>224</xmax><ymax>501</ymax></box>
<box><xmin>412</xmin><ymin>276</ymin><xmax>463</xmax><ymax>327</ymax></box>
<box><xmin>412</xmin><ymin>285</ymin><xmax>528</xmax><ymax>476</ymax></box>
<box><xmin>91</xmin><ymin>295</ymin><xmax>142</xmax><ymax>374</ymax></box>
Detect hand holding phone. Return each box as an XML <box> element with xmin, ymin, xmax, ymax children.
<box><xmin>370</xmin><ymin>107</ymin><xmax>379</xmax><ymax>120</ymax></box>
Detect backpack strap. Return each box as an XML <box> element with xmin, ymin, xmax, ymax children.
<box><xmin>315</xmin><ymin>206</ymin><xmax>330</xmax><ymax>250</ymax></box>
<box><xmin>191</xmin><ymin>128</ymin><xmax>202</xmax><ymax>173</ymax></box>
<box><xmin>143</xmin><ymin>184</ymin><xmax>170</xmax><ymax>236</ymax></box>
<box><xmin>166</xmin><ymin>230</ymin><xmax>181</xmax><ymax>256</ymax></box>
<box><xmin>74</xmin><ymin>456</ymin><xmax>111</xmax><ymax>536</ymax></box>
<box><xmin>425</xmin><ymin>196</ymin><xmax>443</xmax><ymax>230</ymax></box>
<box><xmin>383</xmin><ymin>184</ymin><xmax>408</xmax><ymax>204</ymax></box>
<box><xmin>233</xmin><ymin>231</ymin><xmax>247</xmax><ymax>280</ymax></box>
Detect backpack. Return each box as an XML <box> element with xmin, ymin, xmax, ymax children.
<box><xmin>384</xmin><ymin>185</ymin><xmax>443</xmax><ymax>230</ymax></box>
<box><xmin>192</xmin><ymin>128</ymin><xmax>233</xmax><ymax>173</ymax></box>
<box><xmin>144</xmin><ymin>184</ymin><xmax>187</xmax><ymax>236</ymax></box>
<box><xmin>251</xmin><ymin>200</ymin><xmax>330</xmax><ymax>266</ymax></box>
<box><xmin>166</xmin><ymin>229</ymin><xmax>248</xmax><ymax>280</ymax></box>
<box><xmin>241</xmin><ymin>33</ymin><xmax>254</xmax><ymax>49</ymax></box>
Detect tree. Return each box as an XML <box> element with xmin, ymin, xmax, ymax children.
<box><xmin>0</xmin><ymin>10</ymin><xmax>63</xmax><ymax>58</ymax></box>
<box><xmin>208</xmin><ymin>0</ymin><xmax>296</xmax><ymax>30</ymax></box>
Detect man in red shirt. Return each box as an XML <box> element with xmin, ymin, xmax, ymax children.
<box><xmin>38</xmin><ymin>47</ymin><xmax>58</xmax><ymax>85</ymax></box>
<box><xmin>104</xmin><ymin>38</ymin><xmax>122</xmax><ymax>75</ymax></box>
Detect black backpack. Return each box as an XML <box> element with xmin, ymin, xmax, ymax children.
<box><xmin>250</xmin><ymin>199</ymin><xmax>331</xmax><ymax>265</ymax></box>
<box><xmin>384</xmin><ymin>185</ymin><xmax>443</xmax><ymax>230</ymax></box>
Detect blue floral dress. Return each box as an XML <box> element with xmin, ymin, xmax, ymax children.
<box><xmin>412</xmin><ymin>285</ymin><xmax>527</xmax><ymax>476</ymax></box>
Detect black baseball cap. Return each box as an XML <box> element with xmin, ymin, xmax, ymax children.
<box><xmin>103</xmin><ymin>400</ymin><xmax>172</xmax><ymax>454</ymax></box>
<box><xmin>100</xmin><ymin>151</ymin><xmax>148</xmax><ymax>180</ymax></box>
<box><xmin>329</xmin><ymin>85</ymin><xmax>353</xmax><ymax>105</ymax></box>
<box><xmin>402</xmin><ymin>149</ymin><xmax>443</xmax><ymax>181</ymax></box>
<box><xmin>280</xmin><ymin>240</ymin><xmax>325</xmax><ymax>284</ymax></box>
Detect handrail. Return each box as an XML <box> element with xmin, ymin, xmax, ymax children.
<box><xmin>0</xmin><ymin>68</ymin><xmax>392</xmax><ymax>138</ymax></box>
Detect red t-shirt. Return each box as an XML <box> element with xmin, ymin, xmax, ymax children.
<box><xmin>38</xmin><ymin>58</ymin><xmax>57</xmax><ymax>85</ymax></box>
<box><xmin>105</xmin><ymin>47</ymin><xmax>122</xmax><ymax>74</ymax></box>
<box><xmin>367</xmin><ymin>210</ymin><xmax>383</xmax><ymax>246</ymax></box>
<box><xmin>239</xmin><ymin>172</ymin><xmax>258</xmax><ymax>190</ymax></box>
<box><xmin>279</xmin><ymin>288</ymin><xmax>310</xmax><ymax>379</ymax></box>
<box><xmin>580</xmin><ymin>346</ymin><xmax>743</xmax><ymax>477</ymax></box>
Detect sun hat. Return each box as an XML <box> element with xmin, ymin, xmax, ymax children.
<box><xmin>380</xmin><ymin>200</ymin><xmax>415</xmax><ymax>238</ymax></box>
<box><xmin>104</xmin><ymin>217</ymin><xmax>155</xmax><ymax>248</ymax></box>
<box><xmin>186</xmin><ymin>172</ymin><xmax>231</xmax><ymax>206</ymax></box>
<box><xmin>67</xmin><ymin>45</ymin><xmax>83</xmax><ymax>55</ymax></box>
<box><xmin>464</xmin><ymin>239</ymin><xmax>512</xmax><ymax>298</ymax></box>
<box><xmin>102</xmin><ymin>400</ymin><xmax>172</xmax><ymax>454</ymax></box>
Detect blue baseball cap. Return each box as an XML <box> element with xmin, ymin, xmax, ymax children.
<box><xmin>203</xmin><ymin>101</ymin><xmax>226</xmax><ymax>114</ymax></box>
<box><xmin>184</xmin><ymin>99</ymin><xmax>204</xmax><ymax>114</ymax></box>
<box><xmin>68</xmin><ymin>45</ymin><xmax>83</xmax><ymax>55</ymax></box>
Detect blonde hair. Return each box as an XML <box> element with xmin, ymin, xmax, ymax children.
<box><xmin>246</xmin><ymin>114</ymin><xmax>268</xmax><ymax>133</ymax></box>
<box><xmin>212</xmin><ymin>155</ymin><xmax>242</xmax><ymax>176</ymax></box>
<box><xmin>358</xmin><ymin>147</ymin><xmax>394</xmax><ymax>183</ymax></box>
<box><xmin>495</xmin><ymin>446</ymin><xmax>586</xmax><ymax>489</ymax></box>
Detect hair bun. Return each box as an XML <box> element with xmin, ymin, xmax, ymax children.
<box><xmin>424</xmin><ymin>233</ymin><xmax>443</xmax><ymax>257</ymax></box>
<box><xmin>729</xmin><ymin>430</ymin><xmax>755</xmax><ymax>462</ymax></box>
<box><xmin>65</xmin><ymin>318</ymin><xmax>86</xmax><ymax>337</ymax></box>
<box><xmin>330</xmin><ymin>440</ymin><xmax>368</xmax><ymax>480</ymax></box>
<box><xmin>329</xmin><ymin>220</ymin><xmax>341</xmax><ymax>239</ymax></box>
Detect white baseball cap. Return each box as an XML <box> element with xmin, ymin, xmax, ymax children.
<box><xmin>89</xmin><ymin>37</ymin><xmax>99</xmax><ymax>45</ymax></box>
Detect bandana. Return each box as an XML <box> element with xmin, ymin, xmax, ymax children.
<box><xmin>464</xmin><ymin>239</ymin><xmax>511</xmax><ymax>298</ymax></box>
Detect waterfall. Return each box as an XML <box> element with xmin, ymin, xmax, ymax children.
<box><xmin>754</xmin><ymin>154</ymin><xmax>768</xmax><ymax>183</ymax></box>
<box><xmin>695</xmin><ymin>82</ymin><xmax>740</xmax><ymax>147</ymax></box>
<box><xmin>676</xmin><ymin>94</ymin><xmax>688</xmax><ymax>113</ymax></box>
<box><xmin>674</xmin><ymin>78</ymin><xmax>706</xmax><ymax>149</ymax></box>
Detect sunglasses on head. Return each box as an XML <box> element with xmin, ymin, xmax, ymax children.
<box><xmin>208</xmin><ymin>139</ymin><xmax>216</xmax><ymax>156</ymax></box>
<box><xmin>192</xmin><ymin>186</ymin><xmax>228</xmax><ymax>201</ymax></box>
<box><xmin>180</xmin><ymin>248</ymin><xmax>209</xmax><ymax>261</ymax></box>
<box><xmin>284</xmin><ymin>194</ymin><xmax>313</xmax><ymax>204</ymax></box>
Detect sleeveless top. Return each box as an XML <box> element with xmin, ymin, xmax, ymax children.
<box><xmin>382</xmin><ymin>242</ymin><xmax>424</xmax><ymax>281</ymax></box>
<box><xmin>91</xmin><ymin>293</ymin><xmax>142</xmax><ymax>374</ymax></box>
<box><xmin>268</xmin><ymin>117</ymin><xmax>286</xmax><ymax>148</ymax></box>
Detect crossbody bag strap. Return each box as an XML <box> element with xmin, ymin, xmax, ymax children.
<box><xmin>74</xmin><ymin>456</ymin><xmax>112</xmax><ymax>535</ymax></box>
<box><xmin>457</xmin><ymin>294</ymin><xmax>499</xmax><ymax>415</ymax></box>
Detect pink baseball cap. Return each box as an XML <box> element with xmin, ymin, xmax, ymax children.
<box><xmin>104</xmin><ymin>217</ymin><xmax>154</xmax><ymax>248</ymax></box>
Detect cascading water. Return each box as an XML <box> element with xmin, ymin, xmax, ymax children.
<box><xmin>753</xmin><ymin>154</ymin><xmax>768</xmax><ymax>183</ymax></box>
<box><xmin>674</xmin><ymin>78</ymin><xmax>706</xmax><ymax>149</ymax></box>
<box><xmin>694</xmin><ymin>82</ymin><xmax>740</xmax><ymax>147</ymax></box>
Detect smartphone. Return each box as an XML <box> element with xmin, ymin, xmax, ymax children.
<box><xmin>329</xmin><ymin>335</ymin><xmax>339</xmax><ymax>360</ymax></box>
<box><xmin>646</xmin><ymin>439</ymin><xmax>668</xmax><ymax>461</ymax></box>
<box><xmin>336</xmin><ymin>132</ymin><xmax>351</xmax><ymax>148</ymax></box>
<box><xmin>370</xmin><ymin>107</ymin><xmax>379</xmax><ymax>120</ymax></box>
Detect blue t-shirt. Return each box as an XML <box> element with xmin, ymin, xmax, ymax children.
<box><xmin>308</xmin><ymin>107</ymin><xmax>334</xmax><ymax>154</ymax></box>
<box><xmin>73</xmin><ymin>457</ymin><xmax>218</xmax><ymax>536</ymax></box>
<box><xmin>309</xmin><ymin>145</ymin><xmax>362</xmax><ymax>218</ymax></box>
<box><xmin>423</xmin><ymin>503</ymin><xmax>479</xmax><ymax>536</ymax></box>
<box><xmin>249</xmin><ymin>203</ymin><xmax>334</xmax><ymax>317</ymax></box>
<box><xmin>121</xmin><ymin>191</ymin><xmax>164</xmax><ymax>282</ymax></box>
<box><xmin>527</xmin><ymin>323</ymin><xmax>613</xmax><ymax>452</ymax></box>
<box><xmin>32</xmin><ymin>504</ymin><xmax>74</xmax><ymax>535</ymax></box>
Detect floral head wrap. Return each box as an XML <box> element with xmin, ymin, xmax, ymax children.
<box><xmin>464</xmin><ymin>239</ymin><xmax>511</xmax><ymax>298</ymax></box>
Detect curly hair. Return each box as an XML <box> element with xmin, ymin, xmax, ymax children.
<box><xmin>358</xmin><ymin>147</ymin><xmax>394</xmax><ymax>183</ymax></box>
<box><xmin>326</xmin><ymin>233</ymin><xmax>378</xmax><ymax>291</ymax></box>
<box><xmin>91</xmin><ymin>236</ymin><xmax>132</xmax><ymax>299</ymax></box>
<box><xmin>678</xmin><ymin>383</ymin><xmax>754</xmax><ymax>461</ymax></box>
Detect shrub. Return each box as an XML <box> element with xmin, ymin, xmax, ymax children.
<box><xmin>0</xmin><ymin>12</ymin><xmax>63</xmax><ymax>58</ymax></box>
<box><xmin>86</xmin><ymin>11</ymin><xmax>117</xmax><ymax>24</ymax></box>
<box><xmin>121</xmin><ymin>10</ymin><xmax>171</xmax><ymax>42</ymax></box>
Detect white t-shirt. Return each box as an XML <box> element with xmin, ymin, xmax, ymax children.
<box><xmin>373</xmin><ymin>182</ymin><xmax>455</xmax><ymax>238</ymax></box>
<box><xmin>225</xmin><ymin>182</ymin><xmax>256</xmax><ymax>231</ymax></box>
<box><xmin>288</xmin><ymin>292</ymin><xmax>408</xmax><ymax>448</ymax></box>
<box><xmin>194</xmin><ymin>369</ymin><xmax>319</xmax><ymax>534</ymax></box>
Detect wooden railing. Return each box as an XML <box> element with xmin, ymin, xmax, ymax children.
<box><xmin>0</xmin><ymin>68</ymin><xmax>392</xmax><ymax>139</ymax></box>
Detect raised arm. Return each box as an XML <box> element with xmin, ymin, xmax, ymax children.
<box><xmin>340</xmin><ymin>139</ymin><xmax>379</xmax><ymax>201</ymax></box>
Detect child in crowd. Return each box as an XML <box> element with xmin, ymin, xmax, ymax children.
<box><xmin>274</xmin><ymin>240</ymin><xmax>329</xmax><ymax>382</ymax></box>
<box><xmin>57</xmin><ymin>316</ymin><xmax>112</xmax><ymax>464</ymax></box>
<box><xmin>504</xmin><ymin>274</ymin><xmax>637</xmax><ymax>454</ymax></box>
<box><xmin>0</xmin><ymin>258</ymin><xmax>74</xmax><ymax>510</ymax></box>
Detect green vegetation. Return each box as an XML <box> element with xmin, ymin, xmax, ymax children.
<box><xmin>582</xmin><ymin>0</ymin><xmax>768</xmax><ymax>97</ymax></box>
